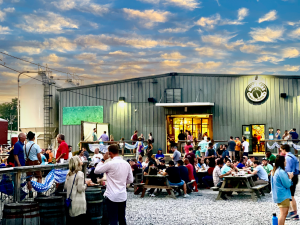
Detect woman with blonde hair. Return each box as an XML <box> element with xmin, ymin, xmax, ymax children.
<box><xmin>282</xmin><ymin>130</ymin><xmax>290</xmax><ymax>144</ymax></box>
<box><xmin>64</xmin><ymin>156</ymin><xmax>87</xmax><ymax>222</ymax></box>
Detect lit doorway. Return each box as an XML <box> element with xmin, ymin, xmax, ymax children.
<box><xmin>166</xmin><ymin>115</ymin><xmax>213</xmax><ymax>152</ymax></box>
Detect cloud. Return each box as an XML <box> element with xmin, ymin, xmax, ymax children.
<box><xmin>195</xmin><ymin>13</ymin><xmax>220</xmax><ymax>29</ymax></box>
<box><xmin>109</xmin><ymin>63</ymin><xmax>144</xmax><ymax>75</ymax></box>
<box><xmin>283</xmin><ymin>65</ymin><xmax>300</xmax><ymax>71</ymax></box>
<box><xmin>249</xmin><ymin>27</ymin><xmax>284</xmax><ymax>42</ymax></box>
<box><xmin>255</xmin><ymin>55</ymin><xmax>283</xmax><ymax>64</ymax></box>
<box><xmin>44</xmin><ymin>36</ymin><xmax>77</xmax><ymax>52</ymax></box>
<box><xmin>162</xmin><ymin>60</ymin><xmax>181</xmax><ymax>67</ymax></box>
<box><xmin>238</xmin><ymin>8</ymin><xmax>249</xmax><ymax>21</ymax></box>
<box><xmin>287</xmin><ymin>21</ymin><xmax>300</xmax><ymax>26</ymax></box>
<box><xmin>52</xmin><ymin>0</ymin><xmax>109</xmax><ymax>16</ymax></box>
<box><xmin>16</xmin><ymin>11</ymin><xmax>78</xmax><ymax>34</ymax></box>
<box><xmin>196</xmin><ymin>61</ymin><xmax>222</xmax><ymax>69</ymax></box>
<box><xmin>109</xmin><ymin>50</ymin><xmax>131</xmax><ymax>56</ymax></box>
<box><xmin>158</xmin><ymin>24</ymin><xmax>193</xmax><ymax>33</ymax></box>
<box><xmin>164</xmin><ymin>0</ymin><xmax>201</xmax><ymax>10</ymax></box>
<box><xmin>240</xmin><ymin>44</ymin><xmax>264</xmax><ymax>53</ymax></box>
<box><xmin>66</xmin><ymin>67</ymin><xmax>85</xmax><ymax>73</ymax></box>
<box><xmin>201</xmin><ymin>34</ymin><xmax>243</xmax><ymax>50</ymax></box>
<box><xmin>161</xmin><ymin>52</ymin><xmax>186</xmax><ymax>59</ymax></box>
<box><xmin>138</xmin><ymin>0</ymin><xmax>160</xmax><ymax>3</ymax></box>
<box><xmin>12</xmin><ymin>46</ymin><xmax>42</xmax><ymax>54</ymax></box>
<box><xmin>289</xmin><ymin>28</ymin><xmax>300</xmax><ymax>39</ymax></box>
<box><xmin>230</xmin><ymin>60</ymin><xmax>253</xmax><ymax>67</ymax></box>
<box><xmin>195</xmin><ymin>47</ymin><xmax>228</xmax><ymax>58</ymax></box>
<box><xmin>41</xmin><ymin>53</ymin><xmax>65</xmax><ymax>67</ymax></box>
<box><xmin>75</xmin><ymin>53</ymin><xmax>97</xmax><ymax>61</ymax></box>
<box><xmin>0</xmin><ymin>10</ymin><xmax>5</xmax><ymax>21</ymax></box>
<box><xmin>0</xmin><ymin>25</ymin><xmax>11</xmax><ymax>34</ymax></box>
<box><xmin>123</xmin><ymin>8</ymin><xmax>171</xmax><ymax>28</ymax></box>
<box><xmin>258</xmin><ymin>10</ymin><xmax>277</xmax><ymax>23</ymax></box>
<box><xmin>3</xmin><ymin>7</ymin><xmax>15</xmax><ymax>13</ymax></box>
<box><xmin>282</xmin><ymin>48</ymin><xmax>300</xmax><ymax>58</ymax></box>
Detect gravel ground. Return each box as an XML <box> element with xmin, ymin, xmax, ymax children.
<box><xmin>126</xmin><ymin>188</ymin><xmax>300</xmax><ymax>225</ymax></box>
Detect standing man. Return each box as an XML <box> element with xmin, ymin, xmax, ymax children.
<box><xmin>275</xmin><ymin>129</ymin><xmax>281</xmax><ymax>140</ymax></box>
<box><xmin>280</xmin><ymin>144</ymin><xmax>299</xmax><ymax>220</ymax></box>
<box><xmin>198</xmin><ymin>137</ymin><xmax>208</xmax><ymax>157</ymax></box>
<box><xmin>205</xmin><ymin>143</ymin><xmax>217</xmax><ymax>158</ymax></box>
<box><xmin>99</xmin><ymin>131</ymin><xmax>109</xmax><ymax>145</ymax></box>
<box><xmin>228</xmin><ymin>136</ymin><xmax>236</xmax><ymax>160</ymax></box>
<box><xmin>68</xmin><ymin>145</ymin><xmax>73</xmax><ymax>160</ymax></box>
<box><xmin>235</xmin><ymin>137</ymin><xmax>242</xmax><ymax>161</ymax></box>
<box><xmin>171</xmin><ymin>146</ymin><xmax>181</xmax><ymax>164</ymax></box>
<box><xmin>56</xmin><ymin>134</ymin><xmax>69</xmax><ymax>163</ymax></box>
<box><xmin>178</xmin><ymin>130</ymin><xmax>186</xmax><ymax>153</ymax></box>
<box><xmin>92</xmin><ymin>128</ymin><xmax>98</xmax><ymax>141</ymax></box>
<box><xmin>14</xmin><ymin>133</ymin><xmax>26</xmax><ymax>167</ymax></box>
<box><xmin>24</xmin><ymin>131</ymin><xmax>42</xmax><ymax>198</ymax></box>
<box><xmin>95</xmin><ymin>145</ymin><xmax>133</xmax><ymax>225</ymax></box>
<box><xmin>242</xmin><ymin>136</ymin><xmax>249</xmax><ymax>157</ymax></box>
<box><xmin>289</xmin><ymin>128</ymin><xmax>299</xmax><ymax>155</ymax></box>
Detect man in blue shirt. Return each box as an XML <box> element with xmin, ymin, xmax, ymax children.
<box><xmin>289</xmin><ymin>128</ymin><xmax>299</xmax><ymax>143</ymax></box>
<box><xmin>98</xmin><ymin>131</ymin><xmax>109</xmax><ymax>144</ymax></box>
<box><xmin>275</xmin><ymin>129</ymin><xmax>281</xmax><ymax>140</ymax></box>
<box><xmin>222</xmin><ymin>145</ymin><xmax>229</xmax><ymax>158</ymax></box>
<box><xmin>251</xmin><ymin>161</ymin><xmax>269</xmax><ymax>185</ymax></box>
<box><xmin>13</xmin><ymin>133</ymin><xmax>26</xmax><ymax>167</ymax></box>
<box><xmin>281</xmin><ymin>144</ymin><xmax>299</xmax><ymax>220</ymax></box>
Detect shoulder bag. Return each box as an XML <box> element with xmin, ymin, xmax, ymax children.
<box><xmin>65</xmin><ymin>173</ymin><xmax>77</xmax><ymax>208</ymax></box>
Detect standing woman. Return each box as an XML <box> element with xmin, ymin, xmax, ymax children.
<box><xmin>187</xmin><ymin>131</ymin><xmax>193</xmax><ymax>143</ymax></box>
<box><xmin>282</xmin><ymin>130</ymin><xmax>290</xmax><ymax>144</ymax></box>
<box><xmin>148</xmin><ymin>133</ymin><xmax>153</xmax><ymax>143</ymax></box>
<box><xmin>271</xmin><ymin>155</ymin><xmax>293</xmax><ymax>225</ymax></box>
<box><xmin>64</xmin><ymin>156</ymin><xmax>87</xmax><ymax>222</ymax></box>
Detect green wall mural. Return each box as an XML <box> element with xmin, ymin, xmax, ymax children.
<box><xmin>63</xmin><ymin>106</ymin><xmax>103</xmax><ymax>125</ymax></box>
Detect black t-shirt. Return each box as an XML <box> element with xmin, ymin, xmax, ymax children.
<box><xmin>166</xmin><ymin>166</ymin><xmax>181</xmax><ymax>183</ymax></box>
<box><xmin>185</xmin><ymin>152</ymin><xmax>196</xmax><ymax>165</ymax></box>
<box><xmin>144</xmin><ymin>166</ymin><xmax>158</xmax><ymax>175</ymax></box>
<box><xmin>178</xmin><ymin>165</ymin><xmax>190</xmax><ymax>183</ymax></box>
<box><xmin>207</xmin><ymin>149</ymin><xmax>215</xmax><ymax>157</ymax></box>
<box><xmin>178</xmin><ymin>133</ymin><xmax>186</xmax><ymax>141</ymax></box>
<box><xmin>217</xmin><ymin>148</ymin><xmax>223</xmax><ymax>156</ymax></box>
<box><xmin>157</xmin><ymin>164</ymin><xmax>166</xmax><ymax>170</ymax></box>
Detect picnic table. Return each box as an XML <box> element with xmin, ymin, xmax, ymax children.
<box><xmin>215</xmin><ymin>174</ymin><xmax>268</xmax><ymax>201</ymax></box>
<box><xmin>140</xmin><ymin>174</ymin><xmax>176</xmax><ymax>199</ymax></box>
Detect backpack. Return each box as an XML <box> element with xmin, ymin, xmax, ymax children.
<box><xmin>288</xmin><ymin>155</ymin><xmax>300</xmax><ymax>175</ymax></box>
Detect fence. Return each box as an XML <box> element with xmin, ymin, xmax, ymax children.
<box><xmin>0</xmin><ymin>162</ymin><xmax>87</xmax><ymax>220</ymax></box>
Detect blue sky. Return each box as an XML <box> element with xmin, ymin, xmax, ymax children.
<box><xmin>0</xmin><ymin>0</ymin><xmax>300</xmax><ymax>102</ymax></box>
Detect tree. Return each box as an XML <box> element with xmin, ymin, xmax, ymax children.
<box><xmin>0</xmin><ymin>98</ymin><xmax>18</xmax><ymax>131</ymax></box>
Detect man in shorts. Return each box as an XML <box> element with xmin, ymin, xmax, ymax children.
<box><xmin>281</xmin><ymin>144</ymin><xmax>299</xmax><ymax>221</ymax></box>
<box><xmin>24</xmin><ymin>131</ymin><xmax>42</xmax><ymax>198</ymax></box>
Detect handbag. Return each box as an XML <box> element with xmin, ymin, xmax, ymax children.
<box><xmin>65</xmin><ymin>173</ymin><xmax>77</xmax><ymax>208</ymax></box>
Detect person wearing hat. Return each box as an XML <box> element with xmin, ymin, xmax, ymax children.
<box><xmin>262</xmin><ymin>158</ymin><xmax>273</xmax><ymax>176</ymax></box>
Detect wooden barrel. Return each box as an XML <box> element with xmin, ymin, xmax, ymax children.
<box><xmin>2</xmin><ymin>202</ymin><xmax>40</xmax><ymax>225</ymax></box>
<box><xmin>34</xmin><ymin>196</ymin><xmax>66</xmax><ymax>225</ymax></box>
<box><xmin>86</xmin><ymin>187</ymin><xmax>104</xmax><ymax>225</ymax></box>
<box><xmin>55</xmin><ymin>192</ymin><xmax>71</xmax><ymax>225</ymax></box>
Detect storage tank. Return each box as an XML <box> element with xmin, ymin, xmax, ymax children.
<box><xmin>19</xmin><ymin>72</ymin><xmax>78</xmax><ymax>148</ymax></box>
<box><xmin>0</xmin><ymin>118</ymin><xmax>8</xmax><ymax>145</ymax></box>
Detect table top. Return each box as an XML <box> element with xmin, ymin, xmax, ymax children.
<box><xmin>197</xmin><ymin>170</ymin><xmax>208</xmax><ymax>173</ymax></box>
<box><xmin>144</xmin><ymin>174</ymin><xmax>167</xmax><ymax>177</ymax></box>
<box><xmin>223</xmin><ymin>174</ymin><xmax>254</xmax><ymax>179</ymax></box>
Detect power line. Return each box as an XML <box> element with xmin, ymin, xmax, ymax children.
<box><xmin>0</xmin><ymin>63</ymin><xmax>153</xmax><ymax>104</ymax></box>
<box><xmin>0</xmin><ymin>51</ymin><xmax>94</xmax><ymax>80</ymax></box>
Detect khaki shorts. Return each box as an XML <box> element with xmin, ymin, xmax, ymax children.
<box><xmin>201</xmin><ymin>152</ymin><xmax>205</xmax><ymax>157</ymax></box>
<box><xmin>277</xmin><ymin>199</ymin><xmax>290</xmax><ymax>208</ymax></box>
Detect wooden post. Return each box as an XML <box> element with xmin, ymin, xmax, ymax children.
<box><xmin>14</xmin><ymin>171</ymin><xmax>21</xmax><ymax>202</ymax></box>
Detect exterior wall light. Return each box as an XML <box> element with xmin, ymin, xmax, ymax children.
<box><xmin>118</xmin><ymin>97</ymin><xmax>125</xmax><ymax>106</ymax></box>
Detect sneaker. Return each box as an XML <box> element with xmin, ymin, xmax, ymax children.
<box><xmin>183</xmin><ymin>194</ymin><xmax>189</xmax><ymax>198</ymax></box>
<box><xmin>291</xmin><ymin>214</ymin><xmax>299</xmax><ymax>220</ymax></box>
<box><xmin>286</xmin><ymin>211</ymin><xmax>296</xmax><ymax>220</ymax></box>
<box><xmin>150</xmin><ymin>194</ymin><xmax>155</xmax><ymax>197</ymax></box>
<box><xmin>29</xmin><ymin>191</ymin><xmax>33</xmax><ymax>198</ymax></box>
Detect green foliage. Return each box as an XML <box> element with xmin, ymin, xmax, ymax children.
<box><xmin>0</xmin><ymin>98</ymin><xmax>18</xmax><ymax>131</ymax></box>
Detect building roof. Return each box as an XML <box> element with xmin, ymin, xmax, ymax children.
<box><xmin>0</xmin><ymin>118</ymin><xmax>8</xmax><ymax>122</ymax></box>
<box><xmin>57</xmin><ymin>72</ymin><xmax>300</xmax><ymax>92</ymax></box>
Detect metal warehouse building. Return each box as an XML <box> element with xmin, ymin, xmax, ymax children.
<box><xmin>58</xmin><ymin>73</ymin><xmax>300</xmax><ymax>155</ymax></box>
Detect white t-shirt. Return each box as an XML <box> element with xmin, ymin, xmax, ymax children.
<box><xmin>242</xmin><ymin>141</ymin><xmax>249</xmax><ymax>153</ymax></box>
<box><xmin>68</xmin><ymin>152</ymin><xmax>73</xmax><ymax>160</ymax></box>
<box><xmin>92</xmin><ymin>153</ymin><xmax>103</xmax><ymax>164</ymax></box>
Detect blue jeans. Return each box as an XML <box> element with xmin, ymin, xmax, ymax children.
<box><xmin>169</xmin><ymin>180</ymin><xmax>185</xmax><ymax>186</ymax></box>
<box><xmin>202</xmin><ymin>175</ymin><xmax>213</xmax><ymax>188</ymax></box>
<box><xmin>105</xmin><ymin>197</ymin><xmax>127</xmax><ymax>225</ymax></box>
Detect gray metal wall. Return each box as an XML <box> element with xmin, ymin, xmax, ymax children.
<box><xmin>59</xmin><ymin>74</ymin><xmax>300</xmax><ymax>153</ymax></box>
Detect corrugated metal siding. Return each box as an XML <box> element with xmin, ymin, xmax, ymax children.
<box><xmin>59</xmin><ymin>75</ymin><xmax>300</xmax><ymax>153</ymax></box>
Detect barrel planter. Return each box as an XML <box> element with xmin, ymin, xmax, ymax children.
<box><xmin>2</xmin><ymin>202</ymin><xmax>40</xmax><ymax>225</ymax></box>
<box><xmin>86</xmin><ymin>187</ymin><xmax>104</xmax><ymax>225</ymax></box>
<box><xmin>55</xmin><ymin>192</ymin><xmax>71</xmax><ymax>225</ymax></box>
<box><xmin>34</xmin><ymin>196</ymin><xmax>66</xmax><ymax>225</ymax></box>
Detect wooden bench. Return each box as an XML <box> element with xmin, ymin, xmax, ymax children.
<box><xmin>133</xmin><ymin>183</ymin><xmax>145</xmax><ymax>192</ymax></box>
<box><xmin>251</xmin><ymin>183</ymin><xmax>268</xmax><ymax>196</ymax></box>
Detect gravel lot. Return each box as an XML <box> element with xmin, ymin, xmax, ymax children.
<box><xmin>126</xmin><ymin>188</ymin><xmax>300</xmax><ymax>225</ymax></box>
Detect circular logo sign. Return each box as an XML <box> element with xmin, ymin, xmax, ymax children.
<box><xmin>245</xmin><ymin>81</ymin><xmax>268</xmax><ymax>102</ymax></box>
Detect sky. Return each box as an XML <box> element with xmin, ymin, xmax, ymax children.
<box><xmin>0</xmin><ymin>0</ymin><xmax>300</xmax><ymax>103</ymax></box>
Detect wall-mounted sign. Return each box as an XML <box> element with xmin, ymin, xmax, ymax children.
<box><xmin>245</xmin><ymin>81</ymin><xmax>268</xmax><ymax>103</ymax></box>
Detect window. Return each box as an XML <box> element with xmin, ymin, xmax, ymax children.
<box><xmin>166</xmin><ymin>89</ymin><xmax>181</xmax><ymax>103</ymax></box>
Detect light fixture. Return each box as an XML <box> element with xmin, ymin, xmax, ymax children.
<box><xmin>255</xmin><ymin>75</ymin><xmax>258</xmax><ymax>80</ymax></box>
<box><xmin>118</xmin><ymin>97</ymin><xmax>125</xmax><ymax>106</ymax></box>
